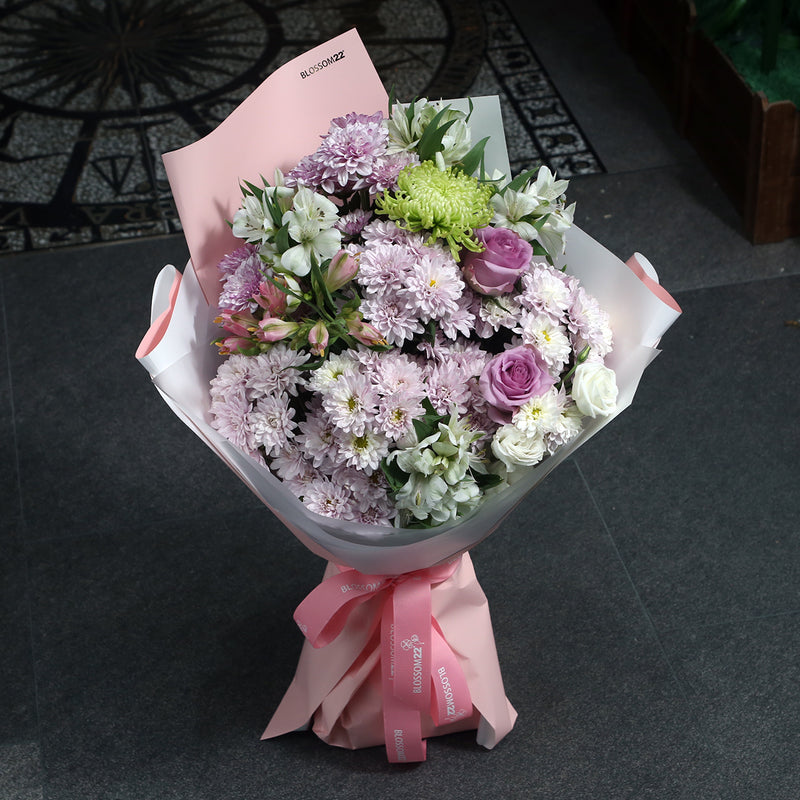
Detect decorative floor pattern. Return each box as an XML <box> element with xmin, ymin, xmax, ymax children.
<box><xmin>0</xmin><ymin>0</ymin><xmax>603</xmax><ymax>253</ymax></box>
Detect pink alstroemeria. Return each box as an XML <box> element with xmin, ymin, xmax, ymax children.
<box><xmin>308</xmin><ymin>320</ymin><xmax>329</xmax><ymax>357</ymax></box>
<box><xmin>215</xmin><ymin>309</ymin><xmax>259</xmax><ymax>339</ymax></box>
<box><xmin>254</xmin><ymin>280</ymin><xmax>289</xmax><ymax>316</ymax></box>
<box><xmin>346</xmin><ymin>316</ymin><xmax>386</xmax><ymax>347</ymax></box>
<box><xmin>324</xmin><ymin>250</ymin><xmax>359</xmax><ymax>292</ymax></box>
<box><xmin>216</xmin><ymin>336</ymin><xmax>254</xmax><ymax>355</ymax></box>
<box><xmin>257</xmin><ymin>318</ymin><xmax>300</xmax><ymax>342</ymax></box>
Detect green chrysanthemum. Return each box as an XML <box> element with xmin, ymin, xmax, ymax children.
<box><xmin>375</xmin><ymin>161</ymin><xmax>494</xmax><ymax>259</ymax></box>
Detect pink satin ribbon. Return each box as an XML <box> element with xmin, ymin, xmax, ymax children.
<box><xmin>293</xmin><ymin>558</ymin><xmax>473</xmax><ymax>763</ymax></box>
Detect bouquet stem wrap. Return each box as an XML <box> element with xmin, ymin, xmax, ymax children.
<box><xmin>263</xmin><ymin>552</ymin><xmax>516</xmax><ymax>761</ymax></box>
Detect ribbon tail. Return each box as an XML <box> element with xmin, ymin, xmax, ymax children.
<box><xmin>380</xmin><ymin>596</ymin><xmax>426</xmax><ymax>763</ymax></box>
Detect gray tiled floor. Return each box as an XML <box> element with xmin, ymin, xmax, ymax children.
<box><xmin>2</xmin><ymin>1</ymin><xmax>800</xmax><ymax>798</ymax></box>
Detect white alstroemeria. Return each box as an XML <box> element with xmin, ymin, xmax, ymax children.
<box><xmin>490</xmin><ymin>189</ymin><xmax>540</xmax><ymax>240</ymax></box>
<box><xmin>394</xmin><ymin>472</ymin><xmax>449</xmax><ymax>521</ymax></box>
<box><xmin>524</xmin><ymin>166</ymin><xmax>570</xmax><ymax>212</ymax></box>
<box><xmin>280</xmin><ymin>187</ymin><xmax>341</xmax><ymax>276</ymax></box>
<box><xmin>428</xmin><ymin>476</ymin><xmax>481</xmax><ymax>524</ymax></box>
<box><xmin>232</xmin><ymin>193</ymin><xmax>277</xmax><ymax>246</ymax></box>
<box><xmin>536</xmin><ymin>201</ymin><xmax>575</xmax><ymax>258</ymax></box>
<box><xmin>386</xmin><ymin>99</ymin><xmax>471</xmax><ymax>167</ymax></box>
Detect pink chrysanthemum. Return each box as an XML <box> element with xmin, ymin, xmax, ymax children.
<box><xmin>361</xmin><ymin>293</ymin><xmax>424</xmax><ymax>346</ymax></box>
<box><xmin>356</xmin><ymin>241</ymin><xmax>417</xmax><ymax>291</ymax></box>
<box><xmin>376</xmin><ymin>393</ymin><xmax>424</xmax><ymax>440</ymax></box>
<box><xmin>249</xmin><ymin>394</ymin><xmax>296</xmax><ymax>457</ymax></box>
<box><xmin>425</xmin><ymin>361</ymin><xmax>473</xmax><ymax>415</ymax></box>
<box><xmin>518</xmin><ymin>265</ymin><xmax>573</xmax><ymax>320</ymax></box>
<box><xmin>335</xmin><ymin>208</ymin><xmax>373</xmax><ymax>240</ymax></box>
<box><xmin>295</xmin><ymin>408</ymin><xmax>338</xmax><ymax>468</ymax></box>
<box><xmin>246</xmin><ymin>346</ymin><xmax>308</xmax><ymax>398</ymax></box>
<box><xmin>404</xmin><ymin>248</ymin><xmax>464</xmax><ymax>322</ymax></box>
<box><xmin>301</xmin><ymin>476</ymin><xmax>355</xmax><ymax>520</ymax></box>
<box><xmin>209</xmin><ymin>387</ymin><xmax>253</xmax><ymax>452</ymax></box>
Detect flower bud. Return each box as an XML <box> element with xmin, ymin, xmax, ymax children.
<box><xmin>257</xmin><ymin>318</ymin><xmax>299</xmax><ymax>342</ymax></box>
<box><xmin>307</xmin><ymin>320</ymin><xmax>329</xmax><ymax>357</ymax></box>
<box><xmin>324</xmin><ymin>250</ymin><xmax>359</xmax><ymax>292</ymax></box>
<box><xmin>346</xmin><ymin>316</ymin><xmax>386</xmax><ymax>347</ymax></box>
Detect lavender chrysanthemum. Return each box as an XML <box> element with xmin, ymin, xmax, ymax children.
<box><xmin>287</xmin><ymin>111</ymin><xmax>389</xmax><ymax>195</ymax></box>
<box><xmin>218</xmin><ymin>244</ymin><xmax>264</xmax><ymax>312</ymax></box>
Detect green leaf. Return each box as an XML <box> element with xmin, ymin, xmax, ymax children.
<box><xmin>274</xmin><ymin>223</ymin><xmax>291</xmax><ymax>254</ymax></box>
<box><xmin>459</xmin><ymin>136</ymin><xmax>490</xmax><ymax>177</ymax></box>
<box><xmin>242</xmin><ymin>179</ymin><xmax>264</xmax><ymax>200</ymax></box>
<box><xmin>504</xmin><ymin>167</ymin><xmax>539</xmax><ymax>194</ymax></box>
<box><xmin>473</xmin><ymin>471</ymin><xmax>504</xmax><ymax>490</ymax></box>
<box><xmin>412</xmin><ymin>399</ymin><xmax>447</xmax><ymax>442</ymax></box>
<box><xmin>388</xmin><ymin>84</ymin><xmax>397</xmax><ymax>115</ymax></box>
<box><xmin>381</xmin><ymin>458</ymin><xmax>410</xmax><ymax>493</ymax></box>
<box><xmin>293</xmin><ymin>358</ymin><xmax>326</xmax><ymax>371</ymax></box>
<box><xmin>416</xmin><ymin>105</ymin><xmax>457</xmax><ymax>161</ymax></box>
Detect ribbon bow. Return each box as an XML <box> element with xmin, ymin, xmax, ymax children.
<box><xmin>293</xmin><ymin>557</ymin><xmax>473</xmax><ymax>763</ymax></box>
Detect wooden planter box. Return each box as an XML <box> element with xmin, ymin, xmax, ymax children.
<box><xmin>599</xmin><ymin>0</ymin><xmax>800</xmax><ymax>243</ymax></box>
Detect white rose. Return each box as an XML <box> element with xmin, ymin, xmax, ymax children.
<box><xmin>571</xmin><ymin>361</ymin><xmax>618</xmax><ymax>418</ymax></box>
<box><xmin>491</xmin><ymin>425</ymin><xmax>546</xmax><ymax>472</ymax></box>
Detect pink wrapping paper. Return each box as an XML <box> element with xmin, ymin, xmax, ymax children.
<box><xmin>262</xmin><ymin>553</ymin><xmax>516</xmax><ymax>756</ymax></box>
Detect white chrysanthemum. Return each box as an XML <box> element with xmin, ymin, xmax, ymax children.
<box><xmin>307</xmin><ymin>352</ymin><xmax>360</xmax><ymax>393</ymax></box>
<box><xmin>512</xmin><ymin>387</ymin><xmax>563</xmax><ymax>436</ymax></box>
<box><xmin>517</xmin><ymin>312</ymin><xmax>572</xmax><ymax>370</ymax></box>
<box><xmin>477</xmin><ymin>295</ymin><xmax>521</xmax><ymax>335</ymax></box>
<box><xmin>248</xmin><ymin>394</ymin><xmax>295</xmax><ymax>457</ymax></box>
<box><xmin>544</xmin><ymin>400</ymin><xmax>583</xmax><ymax>454</ymax></box>
<box><xmin>333</xmin><ymin>427</ymin><xmax>390</xmax><ymax>473</ymax></box>
<box><xmin>519</xmin><ymin>266</ymin><xmax>572</xmax><ymax>319</ymax></box>
<box><xmin>322</xmin><ymin>372</ymin><xmax>377</xmax><ymax>435</ymax></box>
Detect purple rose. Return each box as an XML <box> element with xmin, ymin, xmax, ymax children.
<box><xmin>479</xmin><ymin>346</ymin><xmax>555</xmax><ymax>424</ymax></box>
<box><xmin>461</xmin><ymin>226</ymin><xmax>533</xmax><ymax>296</ymax></box>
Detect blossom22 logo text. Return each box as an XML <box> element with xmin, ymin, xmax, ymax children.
<box><xmin>299</xmin><ymin>51</ymin><xmax>346</xmax><ymax>79</ymax></box>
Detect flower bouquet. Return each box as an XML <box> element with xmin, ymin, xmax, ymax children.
<box><xmin>137</xmin><ymin>29</ymin><xmax>681</xmax><ymax>763</ymax></box>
